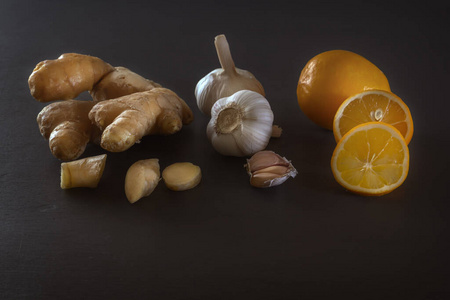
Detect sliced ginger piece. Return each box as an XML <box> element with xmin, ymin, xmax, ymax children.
<box><xmin>60</xmin><ymin>154</ymin><xmax>107</xmax><ymax>189</ymax></box>
<box><xmin>124</xmin><ymin>159</ymin><xmax>160</xmax><ymax>203</ymax></box>
<box><xmin>162</xmin><ymin>162</ymin><xmax>201</xmax><ymax>191</ymax></box>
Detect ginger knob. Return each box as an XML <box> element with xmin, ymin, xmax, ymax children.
<box><xmin>60</xmin><ymin>154</ymin><xmax>107</xmax><ymax>189</ymax></box>
<box><xmin>29</xmin><ymin>53</ymin><xmax>114</xmax><ymax>102</ymax></box>
<box><xmin>124</xmin><ymin>159</ymin><xmax>160</xmax><ymax>203</ymax></box>
<box><xmin>89</xmin><ymin>88</ymin><xmax>194</xmax><ymax>152</ymax></box>
<box><xmin>37</xmin><ymin>100</ymin><xmax>99</xmax><ymax>161</ymax></box>
<box><xmin>90</xmin><ymin>66</ymin><xmax>162</xmax><ymax>101</ymax></box>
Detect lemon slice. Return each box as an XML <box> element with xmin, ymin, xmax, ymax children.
<box><xmin>333</xmin><ymin>90</ymin><xmax>413</xmax><ymax>144</ymax></box>
<box><xmin>331</xmin><ymin>122</ymin><xmax>409</xmax><ymax>196</ymax></box>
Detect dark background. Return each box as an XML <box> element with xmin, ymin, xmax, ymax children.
<box><xmin>1</xmin><ymin>1</ymin><xmax>449</xmax><ymax>299</ymax></box>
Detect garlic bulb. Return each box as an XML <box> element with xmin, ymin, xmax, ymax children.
<box><xmin>195</xmin><ymin>34</ymin><xmax>265</xmax><ymax>116</ymax></box>
<box><xmin>206</xmin><ymin>90</ymin><xmax>274</xmax><ymax>157</ymax></box>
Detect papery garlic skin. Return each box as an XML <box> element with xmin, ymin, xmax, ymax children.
<box><xmin>195</xmin><ymin>67</ymin><xmax>265</xmax><ymax>116</ymax></box>
<box><xmin>195</xmin><ymin>34</ymin><xmax>265</xmax><ymax>116</ymax></box>
<box><xmin>207</xmin><ymin>90</ymin><xmax>274</xmax><ymax>157</ymax></box>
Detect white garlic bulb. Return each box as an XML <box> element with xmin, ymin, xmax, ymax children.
<box><xmin>206</xmin><ymin>90</ymin><xmax>274</xmax><ymax>157</ymax></box>
<box><xmin>195</xmin><ymin>34</ymin><xmax>265</xmax><ymax>116</ymax></box>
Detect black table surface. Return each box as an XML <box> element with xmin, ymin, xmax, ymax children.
<box><xmin>1</xmin><ymin>1</ymin><xmax>449</xmax><ymax>299</ymax></box>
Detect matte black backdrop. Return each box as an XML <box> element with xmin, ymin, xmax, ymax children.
<box><xmin>1</xmin><ymin>1</ymin><xmax>449</xmax><ymax>299</ymax></box>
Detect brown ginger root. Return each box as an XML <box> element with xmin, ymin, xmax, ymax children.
<box><xmin>90</xmin><ymin>66</ymin><xmax>162</xmax><ymax>101</ymax></box>
<box><xmin>89</xmin><ymin>88</ymin><xmax>194</xmax><ymax>152</ymax></box>
<box><xmin>37</xmin><ymin>100</ymin><xmax>101</xmax><ymax>161</ymax></box>
<box><xmin>28</xmin><ymin>53</ymin><xmax>114</xmax><ymax>102</ymax></box>
<box><xmin>30</xmin><ymin>53</ymin><xmax>194</xmax><ymax>159</ymax></box>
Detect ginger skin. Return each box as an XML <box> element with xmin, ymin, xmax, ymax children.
<box><xmin>89</xmin><ymin>88</ymin><xmax>194</xmax><ymax>152</ymax></box>
<box><xmin>37</xmin><ymin>100</ymin><xmax>101</xmax><ymax>161</ymax></box>
<box><xmin>90</xmin><ymin>66</ymin><xmax>162</xmax><ymax>101</ymax></box>
<box><xmin>28</xmin><ymin>53</ymin><xmax>114</xmax><ymax>102</ymax></box>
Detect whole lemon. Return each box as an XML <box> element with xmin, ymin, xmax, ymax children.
<box><xmin>297</xmin><ymin>50</ymin><xmax>391</xmax><ymax>130</ymax></box>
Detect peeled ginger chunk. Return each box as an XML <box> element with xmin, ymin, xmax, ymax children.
<box><xmin>125</xmin><ymin>159</ymin><xmax>160</xmax><ymax>203</ymax></box>
<box><xmin>60</xmin><ymin>154</ymin><xmax>107</xmax><ymax>189</ymax></box>
<box><xmin>162</xmin><ymin>162</ymin><xmax>201</xmax><ymax>191</ymax></box>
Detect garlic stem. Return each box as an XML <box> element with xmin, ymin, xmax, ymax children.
<box><xmin>214</xmin><ymin>35</ymin><xmax>237</xmax><ymax>76</ymax></box>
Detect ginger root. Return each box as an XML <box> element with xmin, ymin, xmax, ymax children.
<box><xmin>29</xmin><ymin>53</ymin><xmax>194</xmax><ymax>160</ymax></box>
<box><xmin>60</xmin><ymin>154</ymin><xmax>107</xmax><ymax>189</ymax></box>
<box><xmin>162</xmin><ymin>162</ymin><xmax>202</xmax><ymax>191</ymax></box>
<box><xmin>28</xmin><ymin>53</ymin><xmax>114</xmax><ymax>102</ymax></box>
<box><xmin>37</xmin><ymin>100</ymin><xmax>101</xmax><ymax>161</ymax></box>
<box><xmin>125</xmin><ymin>159</ymin><xmax>160</xmax><ymax>203</ymax></box>
<box><xmin>90</xmin><ymin>66</ymin><xmax>162</xmax><ymax>102</ymax></box>
<box><xmin>89</xmin><ymin>88</ymin><xmax>194</xmax><ymax>152</ymax></box>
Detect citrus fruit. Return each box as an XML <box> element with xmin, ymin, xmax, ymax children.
<box><xmin>333</xmin><ymin>90</ymin><xmax>414</xmax><ymax>144</ymax></box>
<box><xmin>297</xmin><ymin>50</ymin><xmax>391</xmax><ymax>130</ymax></box>
<box><xmin>331</xmin><ymin>122</ymin><xmax>409</xmax><ymax>196</ymax></box>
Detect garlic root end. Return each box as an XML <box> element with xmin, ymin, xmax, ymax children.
<box><xmin>271</xmin><ymin>125</ymin><xmax>282</xmax><ymax>138</ymax></box>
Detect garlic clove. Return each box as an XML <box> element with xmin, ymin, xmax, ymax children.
<box><xmin>253</xmin><ymin>165</ymin><xmax>290</xmax><ymax>176</ymax></box>
<box><xmin>195</xmin><ymin>34</ymin><xmax>265</xmax><ymax>116</ymax></box>
<box><xmin>246</xmin><ymin>150</ymin><xmax>290</xmax><ymax>173</ymax></box>
<box><xmin>250</xmin><ymin>172</ymin><xmax>292</xmax><ymax>188</ymax></box>
<box><xmin>245</xmin><ymin>150</ymin><xmax>297</xmax><ymax>188</ymax></box>
<box><xmin>209</xmin><ymin>129</ymin><xmax>244</xmax><ymax>157</ymax></box>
